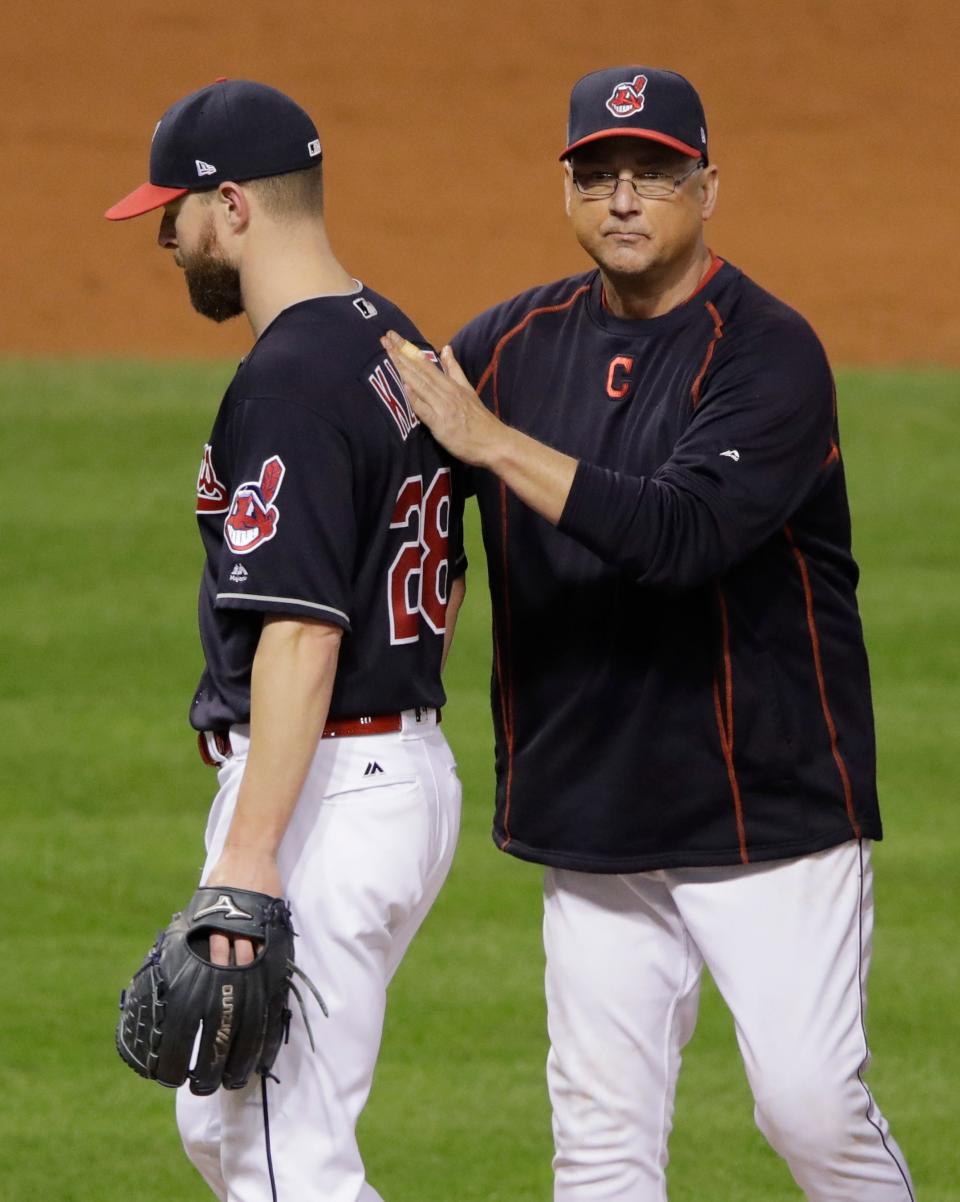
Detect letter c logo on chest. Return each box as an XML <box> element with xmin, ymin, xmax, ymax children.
<box><xmin>606</xmin><ymin>355</ymin><xmax>636</xmax><ymax>400</ymax></box>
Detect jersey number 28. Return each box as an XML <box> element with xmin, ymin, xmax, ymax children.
<box><xmin>388</xmin><ymin>469</ymin><xmax>451</xmax><ymax>644</ymax></box>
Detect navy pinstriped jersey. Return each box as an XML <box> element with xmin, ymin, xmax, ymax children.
<box><xmin>190</xmin><ymin>286</ymin><xmax>464</xmax><ymax>732</ymax></box>
<box><xmin>452</xmin><ymin>259</ymin><xmax>882</xmax><ymax>872</ymax></box>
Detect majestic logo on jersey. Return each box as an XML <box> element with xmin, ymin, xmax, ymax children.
<box><xmin>224</xmin><ymin>456</ymin><xmax>286</xmax><ymax>555</ymax></box>
<box><xmin>196</xmin><ymin>444</ymin><xmax>230</xmax><ymax>513</ymax></box>
<box><xmin>605</xmin><ymin>74</ymin><xmax>648</xmax><ymax>118</ymax></box>
<box><xmin>720</xmin><ymin>448</ymin><xmax>741</xmax><ymax>462</ymax></box>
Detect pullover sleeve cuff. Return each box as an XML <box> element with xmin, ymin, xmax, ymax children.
<box><xmin>559</xmin><ymin>459</ymin><xmax>629</xmax><ymax>553</ymax></box>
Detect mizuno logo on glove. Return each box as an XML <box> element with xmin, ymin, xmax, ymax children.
<box><xmin>193</xmin><ymin>894</ymin><xmax>255</xmax><ymax>922</ymax></box>
<box><xmin>213</xmin><ymin>984</ymin><xmax>236</xmax><ymax>1063</ymax></box>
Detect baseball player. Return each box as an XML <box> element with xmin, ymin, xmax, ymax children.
<box><xmin>383</xmin><ymin>67</ymin><xmax>915</xmax><ymax>1201</ymax></box>
<box><xmin>106</xmin><ymin>79</ymin><xmax>464</xmax><ymax>1202</ymax></box>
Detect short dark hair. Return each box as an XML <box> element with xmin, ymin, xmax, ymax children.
<box><xmin>244</xmin><ymin>162</ymin><xmax>325</xmax><ymax>219</ymax></box>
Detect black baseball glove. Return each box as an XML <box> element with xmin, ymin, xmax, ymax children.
<box><xmin>116</xmin><ymin>886</ymin><xmax>326</xmax><ymax>1095</ymax></box>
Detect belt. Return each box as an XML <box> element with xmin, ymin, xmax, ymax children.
<box><xmin>197</xmin><ymin>707</ymin><xmax>440</xmax><ymax>767</ymax></box>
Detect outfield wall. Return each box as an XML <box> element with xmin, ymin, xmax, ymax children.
<box><xmin>0</xmin><ymin>0</ymin><xmax>954</xmax><ymax>364</ymax></box>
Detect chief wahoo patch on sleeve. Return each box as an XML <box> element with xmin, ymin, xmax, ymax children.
<box><xmin>224</xmin><ymin>456</ymin><xmax>286</xmax><ymax>554</ymax></box>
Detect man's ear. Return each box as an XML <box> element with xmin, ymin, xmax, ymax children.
<box><xmin>700</xmin><ymin>164</ymin><xmax>720</xmax><ymax>222</ymax></box>
<box><xmin>562</xmin><ymin>162</ymin><xmax>574</xmax><ymax>218</ymax></box>
<box><xmin>216</xmin><ymin>181</ymin><xmax>251</xmax><ymax>235</ymax></box>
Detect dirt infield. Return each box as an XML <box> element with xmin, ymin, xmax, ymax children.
<box><xmin>1</xmin><ymin>0</ymin><xmax>954</xmax><ymax>363</ymax></box>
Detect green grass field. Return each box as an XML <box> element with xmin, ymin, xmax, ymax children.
<box><xmin>2</xmin><ymin>361</ymin><xmax>957</xmax><ymax>1201</ymax></box>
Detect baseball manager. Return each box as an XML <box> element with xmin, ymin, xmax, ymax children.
<box><xmin>384</xmin><ymin>65</ymin><xmax>915</xmax><ymax>1201</ymax></box>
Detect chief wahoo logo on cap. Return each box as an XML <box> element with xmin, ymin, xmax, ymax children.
<box><xmin>606</xmin><ymin>74</ymin><xmax>648</xmax><ymax>118</ymax></box>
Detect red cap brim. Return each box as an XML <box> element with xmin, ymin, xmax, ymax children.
<box><xmin>560</xmin><ymin>129</ymin><xmax>702</xmax><ymax>161</ymax></box>
<box><xmin>104</xmin><ymin>182</ymin><xmax>189</xmax><ymax>221</ymax></box>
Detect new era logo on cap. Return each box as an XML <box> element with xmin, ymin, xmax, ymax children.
<box><xmin>195</xmin><ymin>159</ymin><xmax>217</xmax><ymax>177</ymax></box>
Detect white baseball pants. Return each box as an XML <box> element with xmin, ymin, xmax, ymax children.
<box><xmin>544</xmin><ymin>840</ymin><xmax>915</xmax><ymax>1201</ymax></box>
<box><xmin>176</xmin><ymin>711</ymin><xmax>461</xmax><ymax>1202</ymax></box>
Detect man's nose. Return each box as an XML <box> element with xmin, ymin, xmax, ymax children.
<box><xmin>157</xmin><ymin>213</ymin><xmax>178</xmax><ymax>249</ymax></box>
<box><xmin>609</xmin><ymin>176</ymin><xmax>641</xmax><ymax>214</ymax></box>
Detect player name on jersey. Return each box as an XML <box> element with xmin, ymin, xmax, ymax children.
<box><xmin>368</xmin><ymin>358</ymin><xmax>419</xmax><ymax>440</ymax></box>
<box><xmin>367</xmin><ymin>349</ymin><xmax>439</xmax><ymax>440</ymax></box>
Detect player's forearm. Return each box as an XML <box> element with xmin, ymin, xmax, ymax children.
<box><xmin>224</xmin><ymin>616</ymin><xmax>342</xmax><ymax>857</ymax></box>
<box><xmin>482</xmin><ymin>424</ymin><xmax>579</xmax><ymax>527</ymax></box>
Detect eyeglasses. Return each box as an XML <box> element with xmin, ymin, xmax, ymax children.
<box><xmin>571</xmin><ymin>160</ymin><xmax>705</xmax><ymax>200</ymax></box>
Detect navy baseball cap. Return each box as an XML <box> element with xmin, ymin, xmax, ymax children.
<box><xmin>560</xmin><ymin>67</ymin><xmax>707</xmax><ymax>161</ymax></box>
<box><xmin>105</xmin><ymin>78</ymin><xmax>322</xmax><ymax>221</ymax></box>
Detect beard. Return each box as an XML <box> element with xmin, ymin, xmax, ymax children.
<box><xmin>181</xmin><ymin>219</ymin><xmax>244</xmax><ymax>323</ymax></box>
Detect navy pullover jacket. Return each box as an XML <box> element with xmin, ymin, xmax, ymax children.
<box><xmin>452</xmin><ymin>260</ymin><xmax>881</xmax><ymax>872</ymax></box>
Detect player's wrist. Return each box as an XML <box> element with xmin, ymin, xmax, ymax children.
<box><xmin>215</xmin><ymin>841</ymin><xmax>280</xmax><ymax>860</ymax></box>
<box><xmin>479</xmin><ymin>418</ymin><xmax>522</xmax><ymax>474</ymax></box>
<box><xmin>207</xmin><ymin>844</ymin><xmax>283</xmax><ymax>896</ymax></box>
